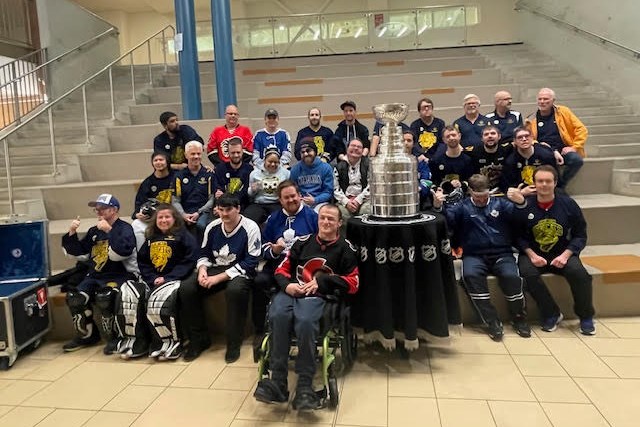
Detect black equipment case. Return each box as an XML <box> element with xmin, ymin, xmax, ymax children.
<box><xmin>0</xmin><ymin>218</ymin><xmax>51</xmax><ymax>370</ymax></box>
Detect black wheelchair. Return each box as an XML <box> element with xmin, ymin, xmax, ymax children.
<box><xmin>255</xmin><ymin>292</ymin><xmax>358</xmax><ymax>409</ymax></box>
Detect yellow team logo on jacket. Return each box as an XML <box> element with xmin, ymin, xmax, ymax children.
<box><xmin>521</xmin><ymin>165</ymin><xmax>536</xmax><ymax>185</ymax></box>
<box><xmin>172</xmin><ymin>147</ymin><xmax>186</xmax><ymax>164</ymax></box>
<box><xmin>313</xmin><ymin>136</ymin><xmax>325</xmax><ymax>155</ymax></box>
<box><xmin>150</xmin><ymin>241</ymin><xmax>172</xmax><ymax>272</ymax></box>
<box><xmin>91</xmin><ymin>240</ymin><xmax>109</xmax><ymax>271</ymax></box>
<box><xmin>533</xmin><ymin>219</ymin><xmax>563</xmax><ymax>253</ymax></box>
<box><xmin>419</xmin><ymin>132</ymin><xmax>436</xmax><ymax>150</ymax></box>
<box><xmin>228</xmin><ymin>177</ymin><xmax>243</xmax><ymax>194</ymax></box>
<box><xmin>156</xmin><ymin>188</ymin><xmax>173</xmax><ymax>204</ymax></box>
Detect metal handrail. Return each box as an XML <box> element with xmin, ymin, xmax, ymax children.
<box><xmin>230</xmin><ymin>4</ymin><xmax>470</xmax><ymax>19</ymax></box>
<box><xmin>515</xmin><ymin>2</ymin><xmax>640</xmax><ymax>60</ymax></box>
<box><xmin>1</xmin><ymin>25</ymin><xmax>176</xmax><ymax>217</ymax></box>
<box><xmin>0</xmin><ymin>48</ymin><xmax>47</xmax><ymax>79</ymax></box>
<box><xmin>0</xmin><ymin>27</ymin><xmax>119</xmax><ymax>129</ymax></box>
<box><xmin>198</xmin><ymin>4</ymin><xmax>472</xmax><ymax>59</ymax></box>
<box><xmin>0</xmin><ymin>27</ymin><xmax>118</xmax><ymax>93</ymax></box>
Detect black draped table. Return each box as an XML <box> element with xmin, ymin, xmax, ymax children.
<box><xmin>346</xmin><ymin>213</ymin><xmax>461</xmax><ymax>350</ymax></box>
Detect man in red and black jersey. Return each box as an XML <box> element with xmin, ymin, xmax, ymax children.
<box><xmin>253</xmin><ymin>204</ymin><xmax>359</xmax><ymax>411</ymax></box>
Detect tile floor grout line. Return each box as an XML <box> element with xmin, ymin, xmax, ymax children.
<box><xmin>427</xmin><ymin>340</ymin><xmax>449</xmax><ymax>427</ymax></box>
<box><xmin>537</xmin><ymin>331</ymin><xmax>617</xmax><ymax>426</ymax></box>
<box><xmin>570</xmin><ymin>376</ymin><xmax>615</xmax><ymax>427</ymax></box>
<box><xmin>505</xmin><ymin>345</ymin><xmax>555</xmax><ymax>426</ymax></box>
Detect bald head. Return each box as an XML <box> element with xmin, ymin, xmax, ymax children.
<box><xmin>494</xmin><ymin>91</ymin><xmax>513</xmax><ymax>114</ymax></box>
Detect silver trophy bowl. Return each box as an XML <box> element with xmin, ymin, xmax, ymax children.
<box><xmin>369</xmin><ymin>103</ymin><xmax>420</xmax><ymax>219</ymax></box>
<box><xmin>372</xmin><ymin>103</ymin><xmax>409</xmax><ymax>125</ymax></box>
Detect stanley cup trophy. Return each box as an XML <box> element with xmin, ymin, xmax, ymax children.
<box><xmin>369</xmin><ymin>103</ymin><xmax>420</xmax><ymax>219</ymax></box>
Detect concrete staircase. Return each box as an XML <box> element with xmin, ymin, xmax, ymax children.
<box><xmin>2</xmin><ymin>43</ymin><xmax>640</xmax><ymax>337</ymax></box>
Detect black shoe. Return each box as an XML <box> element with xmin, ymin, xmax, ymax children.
<box><xmin>292</xmin><ymin>386</ymin><xmax>322</xmax><ymax>412</ymax></box>
<box><xmin>487</xmin><ymin>319</ymin><xmax>504</xmax><ymax>341</ymax></box>
<box><xmin>103</xmin><ymin>338</ymin><xmax>122</xmax><ymax>355</ymax></box>
<box><xmin>62</xmin><ymin>332</ymin><xmax>100</xmax><ymax>352</ymax></box>
<box><xmin>183</xmin><ymin>339</ymin><xmax>211</xmax><ymax>362</ymax></box>
<box><xmin>225</xmin><ymin>345</ymin><xmax>241</xmax><ymax>364</ymax></box>
<box><xmin>512</xmin><ymin>319</ymin><xmax>532</xmax><ymax>338</ymax></box>
<box><xmin>254</xmin><ymin>378</ymin><xmax>289</xmax><ymax>404</ymax></box>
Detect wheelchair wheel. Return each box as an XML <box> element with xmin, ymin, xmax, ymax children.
<box><xmin>327</xmin><ymin>377</ymin><xmax>339</xmax><ymax>409</ymax></box>
<box><xmin>336</xmin><ymin>308</ymin><xmax>357</xmax><ymax>375</ymax></box>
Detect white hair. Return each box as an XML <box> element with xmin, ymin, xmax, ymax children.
<box><xmin>184</xmin><ymin>140</ymin><xmax>204</xmax><ymax>153</ymax></box>
<box><xmin>463</xmin><ymin>93</ymin><xmax>480</xmax><ymax>104</ymax></box>
<box><xmin>538</xmin><ymin>87</ymin><xmax>556</xmax><ymax>99</ymax></box>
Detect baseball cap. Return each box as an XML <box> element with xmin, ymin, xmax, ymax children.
<box><xmin>263</xmin><ymin>144</ymin><xmax>281</xmax><ymax>159</ymax></box>
<box><xmin>299</xmin><ymin>139</ymin><xmax>317</xmax><ymax>156</ymax></box>
<box><xmin>264</xmin><ymin>108</ymin><xmax>279</xmax><ymax>118</ymax></box>
<box><xmin>340</xmin><ymin>100</ymin><xmax>357</xmax><ymax>110</ymax></box>
<box><xmin>88</xmin><ymin>193</ymin><xmax>120</xmax><ymax>209</ymax></box>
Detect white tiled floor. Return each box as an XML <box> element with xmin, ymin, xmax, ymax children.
<box><xmin>1</xmin><ymin>317</ymin><xmax>639</xmax><ymax>426</ymax></box>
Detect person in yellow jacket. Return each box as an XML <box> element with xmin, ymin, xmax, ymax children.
<box><xmin>526</xmin><ymin>88</ymin><xmax>587</xmax><ymax>189</ymax></box>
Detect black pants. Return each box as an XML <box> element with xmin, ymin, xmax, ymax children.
<box><xmin>243</xmin><ymin>202</ymin><xmax>281</xmax><ymax>226</ymax></box>
<box><xmin>461</xmin><ymin>253</ymin><xmax>526</xmax><ymax>324</ymax></box>
<box><xmin>252</xmin><ymin>270</ymin><xmax>276</xmax><ymax>335</ymax></box>
<box><xmin>179</xmin><ymin>266</ymin><xmax>252</xmax><ymax>348</ymax></box>
<box><xmin>518</xmin><ymin>254</ymin><xmax>595</xmax><ymax>320</ymax></box>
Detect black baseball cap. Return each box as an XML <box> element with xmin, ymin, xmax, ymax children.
<box><xmin>340</xmin><ymin>100</ymin><xmax>357</xmax><ymax>110</ymax></box>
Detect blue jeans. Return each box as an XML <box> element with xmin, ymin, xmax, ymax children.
<box><xmin>461</xmin><ymin>253</ymin><xmax>526</xmax><ymax>324</ymax></box>
<box><xmin>268</xmin><ymin>292</ymin><xmax>325</xmax><ymax>387</ymax></box>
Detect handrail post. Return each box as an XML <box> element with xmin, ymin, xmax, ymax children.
<box><xmin>462</xmin><ymin>6</ymin><xmax>468</xmax><ymax>45</ymax></box>
<box><xmin>47</xmin><ymin>109</ymin><xmax>58</xmax><ymax>176</ymax></box>
<box><xmin>130</xmin><ymin>52</ymin><xmax>136</xmax><ymax>100</ymax></box>
<box><xmin>11</xmin><ymin>62</ymin><xmax>21</xmax><ymax>124</ymax></box>
<box><xmin>162</xmin><ymin>30</ymin><xmax>167</xmax><ymax>71</ymax></box>
<box><xmin>3</xmin><ymin>140</ymin><xmax>15</xmax><ymax>217</ymax></box>
<box><xmin>147</xmin><ymin>41</ymin><xmax>153</xmax><ymax>84</ymax></box>
<box><xmin>82</xmin><ymin>85</ymin><xmax>90</xmax><ymax>146</ymax></box>
<box><xmin>108</xmin><ymin>67</ymin><xmax>115</xmax><ymax>120</ymax></box>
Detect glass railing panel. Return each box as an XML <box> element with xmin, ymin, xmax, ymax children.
<box><xmin>231</xmin><ymin>17</ymin><xmax>275</xmax><ymax>59</ymax></box>
<box><xmin>416</xmin><ymin>6</ymin><xmax>468</xmax><ymax>49</ymax></box>
<box><xmin>271</xmin><ymin>15</ymin><xmax>322</xmax><ymax>57</ymax></box>
<box><xmin>366</xmin><ymin>9</ymin><xmax>419</xmax><ymax>53</ymax></box>
<box><xmin>318</xmin><ymin>12</ymin><xmax>370</xmax><ymax>55</ymax></box>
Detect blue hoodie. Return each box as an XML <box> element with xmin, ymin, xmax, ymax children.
<box><xmin>289</xmin><ymin>157</ymin><xmax>334</xmax><ymax>205</ymax></box>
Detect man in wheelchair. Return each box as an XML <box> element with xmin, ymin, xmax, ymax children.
<box><xmin>253</xmin><ymin>204</ymin><xmax>359</xmax><ymax>411</ymax></box>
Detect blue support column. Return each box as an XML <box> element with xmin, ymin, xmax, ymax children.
<box><xmin>211</xmin><ymin>0</ymin><xmax>237</xmax><ymax>117</ymax></box>
<box><xmin>175</xmin><ymin>0</ymin><xmax>202</xmax><ymax>119</ymax></box>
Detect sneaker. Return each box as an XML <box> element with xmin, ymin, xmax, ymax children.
<box><xmin>254</xmin><ymin>378</ymin><xmax>289</xmax><ymax>404</ymax></box>
<box><xmin>579</xmin><ymin>318</ymin><xmax>596</xmax><ymax>336</ymax></box>
<box><xmin>62</xmin><ymin>332</ymin><xmax>100</xmax><ymax>352</ymax></box>
<box><xmin>486</xmin><ymin>319</ymin><xmax>504</xmax><ymax>341</ymax></box>
<box><xmin>183</xmin><ymin>339</ymin><xmax>211</xmax><ymax>362</ymax></box>
<box><xmin>512</xmin><ymin>319</ymin><xmax>532</xmax><ymax>338</ymax></box>
<box><xmin>292</xmin><ymin>386</ymin><xmax>322</xmax><ymax>412</ymax></box>
<box><xmin>225</xmin><ymin>345</ymin><xmax>241</xmax><ymax>364</ymax></box>
<box><xmin>541</xmin><ymin>313</ymin><xmax>564</xmax><ymax>332</ymax></box>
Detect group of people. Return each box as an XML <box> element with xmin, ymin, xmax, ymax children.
<box><xmin>61</xmin><ymin>182</ymin><xmax>358</xmax><ymax>411</ymax></box>
<box><xmin>59</xmin><ymin>85</ymin><xmax>594</xmax><ymax>411</ymax></box>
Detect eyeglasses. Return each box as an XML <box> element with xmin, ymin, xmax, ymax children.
<box><xmin>420</xmin><ymin>105</ymin><xmax>433</xmax><ymax>110</ymax></box>
<box><xmin>515</xmin><ymin>135</ymin><xmax>531</xmax><ymax>140</ymax></box>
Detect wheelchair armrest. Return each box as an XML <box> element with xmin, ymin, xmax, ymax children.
<box><xmin>325</xmin><ymin>287</ymin><xmax>346</xmax><ymax>302</ymax></box>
